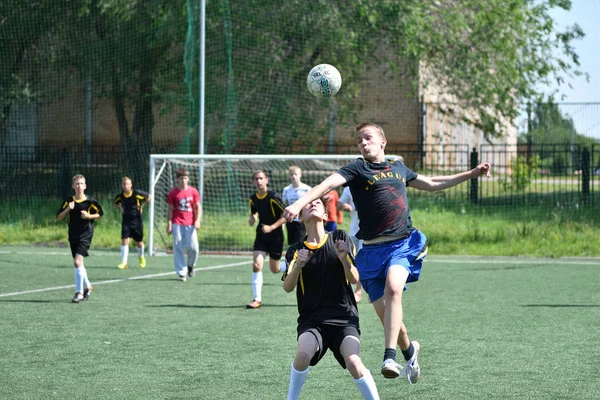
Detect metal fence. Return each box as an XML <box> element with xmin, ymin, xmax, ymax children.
<box><xmin>1</xmin><ymin>143</ymin><xmax>597</xmax><ymax>212</ymax></box>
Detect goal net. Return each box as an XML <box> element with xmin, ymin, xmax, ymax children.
<box><xmin>148</xmin><ymin>154</ymin><xmax>363</xmax><ymax>255</ymax></box>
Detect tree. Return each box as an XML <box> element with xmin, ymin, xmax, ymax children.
<box><xmin>0</xmin><ymin>0</ymin><xmax>66</xmax><ymax>147</ymax></box>
<box><xmin>1</xmin><ymin>0</ymin><xmax>586</xmax><ymax>156</ymax></box>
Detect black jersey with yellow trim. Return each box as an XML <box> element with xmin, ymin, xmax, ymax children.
<box><xmin>284</xmin><ymin>229</ymin><xmax>359</xmax><ymax>327</ymax></box>
<box><xmin>57</xmin><ymin>196</ymin><xmax>104</xmax><ymax>240</ymax></box>
<box><xmin>114</xmin><ymin>189</ymin><xmax>149</xmax><ymax>222</ymax></box>
<box><xmin>249</xmin><ymin>190</ymin><xmax>285</xmax><ymax>230</ymax></box>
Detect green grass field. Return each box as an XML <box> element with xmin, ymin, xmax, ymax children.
<box><xmin>1</xmin><ymin>247</ymin><xmax>599</xmax><ymax>399</ymax></box>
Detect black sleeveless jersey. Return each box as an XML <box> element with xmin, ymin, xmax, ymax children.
<box><xmin>284</xmin><ymin>230</ymin><xmax>359</xmax><ymax>327</ymax></box>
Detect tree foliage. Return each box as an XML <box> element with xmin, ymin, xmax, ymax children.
<box><xmin>0</xmin><ymin>0</ymin><xmax>586</xmax><ymax>155</ymax></box>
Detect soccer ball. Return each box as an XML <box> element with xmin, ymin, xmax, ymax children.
<box><xmin>306</xmin><ymin>64</ymin><xmax>342</xmax><ymax>99</ymax></box>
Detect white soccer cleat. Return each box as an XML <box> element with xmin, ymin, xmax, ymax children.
<box><xmin>381</xmin><ymin>358</ymin><xmax>401</xmax><ymax>379</ymax></box>
<box><xmin>402</xmin><ymin>341</ymin><xmax>421</xmax><ymax>384</ymax></box>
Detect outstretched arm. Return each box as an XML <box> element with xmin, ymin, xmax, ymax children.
<box><xmin>283</xmin><ymin>249</ymin><xmax>312</xmax><ymax>292</ymax></box>
<box><xmin>410</xmin><ymin>163</ymin><xmax>491</xmax><ymax>192</ymax></box>
<box><xmin>283</xmin><ymin>173</ymin><xmax>346</xmax><ymax>221</ymax></box>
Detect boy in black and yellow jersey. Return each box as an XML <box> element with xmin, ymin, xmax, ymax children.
<box><xmin>113</xmin><ymin>176</ymin><xmax>152</xmax><ymax>269</ymax></box>
<box><xmin>56</xmin><ymin>174</ymin><xmax>104</xmax><ymax>303</ymax></box>
<box><xmin>282</xmin><ymin>197</ymin><xmax>379</xmax><ymax>400</ymax></box>
<box><xmin>247</xmin><ymin>170</ymin><xmax>287</xmax><ymax>309</ymax></box>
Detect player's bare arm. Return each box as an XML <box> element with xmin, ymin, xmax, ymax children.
<box><xmin>167</xmin><ymin>204</ymin><xmax>174</xmax><ymax>234</ymax></box>
<box><xmin>410</xmin><ymin>163</ymin><xmax>492</xmax><ymax>192</ymax></box>
<box><xmin>334</xmin><ymin>240</ymin><xmax>359</xmax><ymax>284</ymax></box>
<box><xmin>337</xmin><ymin>202</ymin><xmax>353</xmax><ymax>212</ymax></box>
<box><xmin>140</xmin><ymin>195</ymin><xmax>152</xmax><ymax>213</ymax></box>
<box><xmin>261</xmin><ymin>216</ymin><xmax>286</xmax><ymax>234</ymax></box>
<box><xmin>283</xmin><ymin>173</ymin><xmax>346</xmax><ymax>221</ymax></box>
<box><xmin>194</xmin><ymin>202</ymin><xmax>202</xmax><ymax>229</ymax></box>
<box><xmin>248</xmin><ymin>213</ymin><xmax>257</xmax><ymax>227</ymax></box>
<box><xmin>56</xmin><ymin>201</ymin><xmax>74</xmax><ymax>221</ymax></box>
<box><xmin>81</xmin><ymin>210</ymin><xmax>101</xmax><ymax>220</ymax></box>
<box><xmin>283</xmin><ymin>249</ymin><xmax>313</xmax><ymax>292</ymax></box>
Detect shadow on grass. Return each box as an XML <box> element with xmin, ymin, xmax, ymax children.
<box><xmin>522</xmin><ymin>304</ymin><xmax>600</xmax><ymax>308</ymax></box>
<box><xmin>146</xmin><ymin>279</ymin><xmax>281</xmax><ymax>286</ymax></box>
<box><xmin>0</xmin><ymin>299</ymin><xmax>60</xmax><ymax>303</ymax></box>
<box><xmin>147</xmin><ymin>303</ymin><xmax>295</xmax><ymax>309</ymax></box>
<box><xmin>467</xmin><ymin>265</ymin><xmax>546</xmax><ymax>271</ymax></box>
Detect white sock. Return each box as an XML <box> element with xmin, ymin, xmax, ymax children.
<box><xmin>279</xmin><ymin>260</ymin><xmax>287</xmax><ymax>273</ymax></box>
<box><xmin>80</xmin><ymin>266</ymin><xmax>91</xmax><ymax>289</ymax></box>
<box><xmin>251</xmin><ymin>271</ymin><xmax>263</xmax><ymax>302</ymax></box>
<box><xmin>287</xmin><ymin>362</ymin><xmax>309</xmax><ymax>400</ymax></box>
<box><xmin>137</xmin><ymin>245</ymin><xmax>145</xmax><ymax>257</ymax></box>
<box><xmin>74</xmin><ymin>267</ymin><xmax>84</xmax><ymax>293</ymax></box>
<box><xmin>120</xmin><ymin>245</ymin><xmax>129</xmax><ymax>263</ymax></box>
<box><xmin>354</xmin><ymin>370</ymin><xmax>380</xmax><ymax>400</ymax></box>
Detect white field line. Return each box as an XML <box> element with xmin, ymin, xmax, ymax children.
<box><xmin>0</xmin><ymin>260</ymin><xmax>251</xmax><ymax>298</ymax></box>
<box><xmin>1</xmin><ymin>249</ymin><xmax>599</xmax><ymax>265</ymax></box>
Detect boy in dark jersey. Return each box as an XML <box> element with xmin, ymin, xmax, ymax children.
<box><xmin>283</xmin><ymin>122</ymin><xmax>492</xmax><ymax>382</ymax></box>
<box><xmin>56</xmin><ymin>174</ymin><xmax>104</xmax><ymax>303</ymax></box>
<box><xmin>247</xmin><ymin>170</ymin><xmax>286</xmax><ymax>309</ymax></box>
<box><xmin>113</xmin><ymin>176</ymin><xmax>152</xmax><ymax>269</ymax></box>
<box><xmin>283</xmin><ymin>197</ymin><xmax>379</xmax><ymax>400</ymax></box>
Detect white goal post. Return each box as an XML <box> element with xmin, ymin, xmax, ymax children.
<box><xmin>148</xmin><ymin>154</ymin><xmax>371</xmax><ymax>256</ymax></box>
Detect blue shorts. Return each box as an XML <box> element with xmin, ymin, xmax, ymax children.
<box><xmin>355</xmin><ymin>230</ymin><xmax>427</xmax><ymax>302</ymax></box>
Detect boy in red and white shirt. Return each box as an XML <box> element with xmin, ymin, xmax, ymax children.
<box><xmin>167</xmin><ymin>168</ymin><xmax>202</xmax><ymax>281</ymax></box>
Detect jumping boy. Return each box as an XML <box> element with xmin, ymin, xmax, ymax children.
<box><xmin>283</xmin><ymin>122</ymin><xmax>491</xmax><ymax>382</ymax></box>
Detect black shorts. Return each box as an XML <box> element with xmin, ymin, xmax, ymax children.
<box><xmin>122</xmin><ymin>221</ymin><xmax>144</xmax><ymax>242</ymax></box>
<box><xmin>253</xmin><ymin>228</ymin><xmax>283</xmax><ymax>260</ymax></box>
<box><xmin>286</xmin><ymin>221</ymin><xmax>306</xmax><ymax>246</ymax></box>
<box><xmin>297</xmin><ymin>321</ymin><xmax>360</xmax><ymax>369</ymax></box>
<box><xmin>69</xmin><ymin>239</ymin><xmax>91</xmax><ymax>258</ymax></box>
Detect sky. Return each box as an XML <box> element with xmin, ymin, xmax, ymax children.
<box><xmin>541</xmin><ymin>0</ymin><xmax>600</xmax><ymax>140</ymax></box>
<box><xmin>548</xmin><ymin>0</ymin><xmax>600</xmax><ymax>103</ymax></box>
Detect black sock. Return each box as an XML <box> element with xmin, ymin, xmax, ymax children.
<box><xmin>402</xmin><ymin>342</ymin><xmax>415</xmax><ymax>361</ymax></box>
<box><xmin>383</xmin><ymin>348</ymin><xmax>396</xmax><ymax>362</ymax></box>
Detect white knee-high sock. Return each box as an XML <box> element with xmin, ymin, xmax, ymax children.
<box><xmin>287</xmin><ymin>362</ymin><xmax>309</xmax><ymax>400</ymax></box>
<box><xmin>120</xmin><ymin>245</ymin><xmax>129</xmax><ymax>263</ymax></box>
<box><xmin>279</xmin><ymin>260</ymin><xmax>287</xmax><ymax>273</ymax></box>
<box><xmin>354</xmin><ymin>370</ymin><xmax>380</xmax><ymax>400</ymax></box>
<box><xmin>251</xmin><ymin>272</ymin><xmax>263</xmax><ymax>302</ymax></box>
<box><xmin>74</xmin><ymin>267</ymin><xmax>84</xmax><ymax>293</ymax></box>
<box><xmin>80</xmin><ymin>266</ymin><xmax>91</xmax><ymax>289</ymax></box>
<box><xmin>137</xmin><ymin>245</ymin><xmax>145</xmax><ymax>257</ymax></box>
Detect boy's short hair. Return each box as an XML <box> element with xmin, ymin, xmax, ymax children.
<box><xmin>176</xmin><ymin>168</ymin><xmax>190</xmax><ymax>177</ymax></box>
<box><xmin>288</xmin><ymin>165</ymin><xmax>301</xmax><ymax>174</ymax></box>
<box><xmin>355</xmin><ymin>122</ymin><xmax>385</xmax><ymax>138</ymax></box>
<box><xmin>252</xmin><ymin>170</ymin><xmax>268</xmax><ymax>180</ymax></box>
<box><xmin>122</xmin><ymin>176</ymin><xmax>132</xmax><ymax>183</ymax></box>
<box><xmin>72</xmin><ymin>174</ymin><xmax>85</xmax><ymax>183</ymax></box>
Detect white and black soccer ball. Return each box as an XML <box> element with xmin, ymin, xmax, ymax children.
<box><xmin>306</xmin><ymin>64</ymin><xmax>342</xmax><ymax>99</ymax></box>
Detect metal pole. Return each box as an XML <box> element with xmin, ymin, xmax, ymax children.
<box><xmin>199</xmin><ymin>0</ymin><xmax>206</xmax><ymax>199</ymax></box>
<box><xmin>85</xmin><ymin>75</ymin><xmax>93</xmax><ymax>166</ymax></box>
<box><xmin>148</xmin><ymin>156</ymin><xmax>156</xmax><ymax>256</ymax></box>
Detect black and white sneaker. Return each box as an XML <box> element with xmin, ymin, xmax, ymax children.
<box><xmin>188</xmin><ymin>266</ymin><xmax>195</xmax><ymax>278</ymax></box>
<box><xmin>72</xmin><ymin>292</ymin><xmax>84</xmax><ymax>303</ymax></box>
<box><xmin>82</xmin><ymin>286</ymin><xmax>93</xmax><ymax>301</ymax></box>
